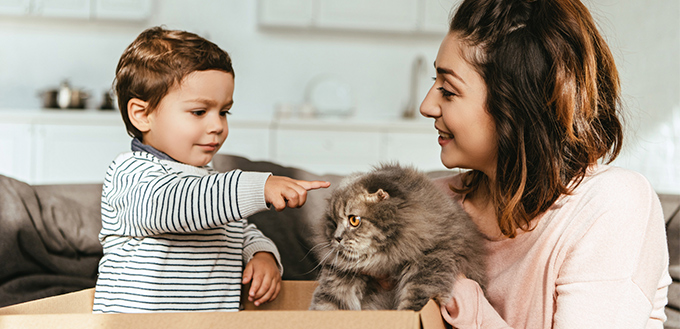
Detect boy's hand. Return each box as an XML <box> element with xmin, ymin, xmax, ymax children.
<box><xmin>242</xmin><ymin>252</ymin><xmax>282</xmax><ymax>306</ymax></box>
<box><xmin>264</xmin><ymin>176</ymin><xmax>331</xmax><ymax>211</ymax></box>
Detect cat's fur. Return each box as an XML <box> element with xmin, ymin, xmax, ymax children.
<box><xmin>309</xmin><ymin>164</ymin><xmax>486</xmax><ymax>311</ymax></box>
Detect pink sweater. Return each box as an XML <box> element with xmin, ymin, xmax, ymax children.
<box><xmin>436</xmin><ymin>165</ymin><xmax>672</xmax><ymax>329</ymax></box>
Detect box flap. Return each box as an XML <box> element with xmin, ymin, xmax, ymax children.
<box><xmin>0</xmin><ymin>310</ymin><xmax>420</xmax><ymax>329</ymax></box>
<box><xmin>0</xmin><ymin>280</ymin><xmax>445</xmax><ymax>329</ymax></box>
<box><xmin>419</xmin><ymin>300</ymin><xmax>447</xmax><ymax>329</ymax></box>
<box><xmin>0</xmin><ymin>288</ymin><xmax>94</xmax><ymax>315</ymax></box>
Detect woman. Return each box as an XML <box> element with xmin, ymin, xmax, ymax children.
<box><xmin>419</xmin><ymin>0</ymin><xmax>671</xmax><ymax>327</ymax></box>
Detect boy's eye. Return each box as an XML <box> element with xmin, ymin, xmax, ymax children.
<box><xmin>220</xmin><ymin>110</ymin><xmax>231</xmax><ymax>116</ymax></box>
<box><xmin>191</xmin><ymin>110</ymin><xmax>206</xmax><ymax>116</ymax></box>
<box><xmin>348</xmin><ymin>215</ymin><xmax>361</xmax><ymax>227</ymax></box>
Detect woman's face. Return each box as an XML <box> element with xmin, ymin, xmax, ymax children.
<box><xmin>420</xmin><ymin>33</ymin><xmax>498</xmax><ymax>177</ymax></box>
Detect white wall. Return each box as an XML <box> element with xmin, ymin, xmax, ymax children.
<box><xmin>0</xmin><ymin>0</ymin><xmax>678</xmax><ymax>192</ymax></box>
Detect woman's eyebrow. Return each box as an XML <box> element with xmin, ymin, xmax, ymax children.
<box><xmin>434</xmin><ymin>61</ymin><xmax>467</xmax><ymax>86</ymax></box>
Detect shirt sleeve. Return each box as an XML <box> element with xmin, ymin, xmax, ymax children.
<box><xmin>102</xmin><ymin>155</ymin><xmax>271</xmax><ymax>236</ymax></box>
<box><xmin>242</xmin><ymin>219</ymin><xmax>284</xmax><ymax>275</ymax></box>
<box><xmin>552</xmin><ymin>169</ymin><xmax>670</xmax><ymax>329</ymax></box>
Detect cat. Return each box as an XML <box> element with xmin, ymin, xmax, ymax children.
<box><xmin>309</xmin><ymin>164</ymin><xmax>486</xmax><ymax>311</ymax></box>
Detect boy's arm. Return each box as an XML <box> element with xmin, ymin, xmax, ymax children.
<box><xmin>103</xmin><ymin>155</ymin><xmax>271</xmax><ymax>236</ymax></box>
<box><xmin>242</xmin><ymin>220</ymin><xmax>283</xmax><ymax>275</ymax></box>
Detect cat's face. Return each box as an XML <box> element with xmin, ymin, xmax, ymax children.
<box><xmin>322</xmin><ymin>187</ymin><xmax>396</xmax><ymax>267</ymax></box>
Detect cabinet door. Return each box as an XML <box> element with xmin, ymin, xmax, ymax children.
<box><xmin>384</xmin><ymin>131</ymin><xmax>446</xmax><ymax>172</ymax></box>
<box><xmin>217</xmin><ymin>125</ymin><xmax>271</xmax><ymax>162</ymax></box>
<box><xmin>34</xmin><ymin>124</ymin><xmax>131</xmax><ymax>184</ymax></box>
<box><xmin>316</xmin><ymin>0</ymin><xmax>419</xmax><ymax>32</ymax></box>
<box><xmin>0</xmin><ymin>0</ymin><xmax>30</xmax><ymax>16</ymax></box>
<box><xmin>421</xmin><ymin>0</ymin><xmax>457</xmax><ymax>33</ymax></box>
<box><xmin>257</xmin><ymin>0</ymin><xmax>313</xmax><ymax>27</ymax></box>
<box><xmin>92</xmin><ymin>0</ymin><xmax>152</xmax><ymax>21</ymax></box>
<box><xmin>274</xmin><ymin>128</ymin><xmax>381</xmax><ymax>175</ymax></box>
<box><xmin>33</xmin><ymin>0</ymin><xmax>91</xmax><ymax>19</ymax></box>
<box><xmin>0</xmin><ymin>123</ymin><xmax>33</xmax><ymax>183</ymax></box>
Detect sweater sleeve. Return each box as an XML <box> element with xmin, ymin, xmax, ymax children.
<box><xmin>242</xmin><ymin>219</ymin><xmax>284</xmax><ymax>275</ymax></box>
<box><xmin>102</xmin><ymin>155</ymin><xmax>271</xmax><ymax>236</ymax></box>
<box><xmin>441</xmin><ymin>278</ymin><xmax>512</xmax><ymax>329</ymax></box>
<box><xmin>552</xmin><ymin>169</ymin><xmax>670</xmax><ymax>329</ymax></box>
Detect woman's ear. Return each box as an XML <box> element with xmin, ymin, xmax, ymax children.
<box><xmin>128</xmin><ymin>98</ymin><xmax>151</xmax><ymax>133</ymax></box>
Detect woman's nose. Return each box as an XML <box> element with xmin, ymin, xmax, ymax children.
<box><xmin>419</xmin><ymin>85</ymin><xmax>440</xmax><ymax>118</ymax></box>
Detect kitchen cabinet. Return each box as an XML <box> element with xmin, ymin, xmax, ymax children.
<box><xmin>0</xmin><ymin>0</ymin><xmax>31</xmax><ymax>16</ymax></box>
<box><xmin>0</xmin><ymin>0</ymin><xmax>152</xmax><ymax>20</ymax></box>
<box><xmin>0</xmin><ymin>109</ymin><xmax>445</xmax><ymax>184</ymax></box>
<box><xmin>0</xmin><ymin>123</ymin><xmax>33</xmax><ymax>183</ymax></box>
<box><xmin>257</xmin><ymin>0</ymin><xmax>313</xmax><ymax>28</ymax></box>
<box><xmin>316</xmin><ymin>0</ymin><xmax>419</xmax><ymax>32</ymax></box>
<box><xmin>257</xmin><ymin>0</ymin><xmax>457</xmax><ymax>34</ymax></box>
<box><xmin>33</xmin><ymin>0</ymin><xmax>91</xmax><ymax>19</ymax></box>
<box><xmin>273</xmin><ymin>123</ymin><xmax>383</xmax><ymax>175</ymax></box>
<box><xmin>92</xmin><ymin>0</ymin><xmax>152</xmax><ymax>21</ymax></box>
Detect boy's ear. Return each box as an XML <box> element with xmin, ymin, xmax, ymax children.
<box><xmin>128</xmin><ymin>98</ymin><xmax>151</xmax><ymax>133</ymax></box>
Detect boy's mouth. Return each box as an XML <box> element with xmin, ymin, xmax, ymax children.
<box><xmin>197</xmin><ymin>143</ymin><xmax>219</xmax><ymax>151</ymax></box>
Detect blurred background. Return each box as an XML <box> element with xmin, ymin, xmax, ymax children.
<box><xmin>0</xmin><ymin>0</ymin><xmax>678</xmax><ymax>194</ymax></box>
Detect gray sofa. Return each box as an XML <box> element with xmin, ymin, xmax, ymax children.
<box><xmin>0</xmin><ymin>154</ymin><xmax>678</xmax><ymax>328</ymax></box>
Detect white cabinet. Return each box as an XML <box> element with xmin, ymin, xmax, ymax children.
<box><xmin>257</xmin><ymin>0</ymin><xmax>457</xmax><ymax>34</ymax></box>
<box><xmin>0</xmin><ymin>0</ymin><xmax>152</xmax><ymax>20</ymax></box>
<box><xmin>258</xmin><ymin>0</ymin><xmax>313</xmax><ymax>28</ymax></box>
<box><xmin>33</xmin><ymin>124</ymin><xmax>130</xmax><ymax>184</ymax></box>
<box><xmin>384</xmin><ymin>131</ymin><xmax>445</xmax><ymax>172</ymax></box>
<box><xmin>33</xmin><ymin>0</ymin><xmax>91</xmax><ymax>19</ymax></box>
<box><xmin>0</xmin><ymin>0</ymin><xmax>31</xmax><ymax>16</ymax></box>
<box><xmin>0</xmin><ymin>110</ymin><xmax>445</xmax><ymax>183</ymax></box>
<box><xmin>274</xmin><ymin>124</ymin><xmax>383</xmax><ymax>175</ymax></box>
<box><xmin>218</xmin><ymin>121</ymin><xmax>272</xmax><ymax>162</ymax></box>
<box><xmin>316</xmin><ymin>0</ymin><xmax>419</xmax><ymax>32</ymax></box>
<box><xmin>0</xmin><ymin>123</ymin><xmax>33</xmax><ymax>183</ymax></box>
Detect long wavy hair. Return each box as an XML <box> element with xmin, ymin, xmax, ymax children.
<box><xmin>114</xmin><ymin>26</ymin><xmax>234</xmax><ymax>140</ymax></box>
<box><xmin>449</xmin><ymin>0</ymin><xmax>623</xmax><ymax>238</ymax></box>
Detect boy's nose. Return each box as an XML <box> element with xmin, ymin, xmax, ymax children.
<box><xmin>419</xmin><ymin>85</ymin><xmax>440</xmax><ymax>119</ymax></box>
<box><xmin>207</xmin><ymin>119</ymin><xmax>225</xmax><ymax>134</ymax></box>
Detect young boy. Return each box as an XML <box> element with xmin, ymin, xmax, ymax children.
<box><xmin>93</xmin><ymin>27</ymin><xmax>330</xmax><ymax>313</ymax></box>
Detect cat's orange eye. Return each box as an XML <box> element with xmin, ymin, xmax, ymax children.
<box><xmin>348</xmin><ymin>215</ymin><xmax>362</xmax><ymax>227</ymax></box>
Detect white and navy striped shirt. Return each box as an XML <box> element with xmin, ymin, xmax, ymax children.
<box><xmin>93</xmin><ymin>151</ymin><xmax>282</xmax><ymax>313</ymax></box>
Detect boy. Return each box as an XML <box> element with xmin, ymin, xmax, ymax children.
<box><xmin>93</xmin><ymin>26</ymin><xmax>329</xmax><ymax>313</ymax></box>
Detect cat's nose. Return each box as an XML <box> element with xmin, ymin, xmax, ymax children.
<box><xmin>334</xmin><ymin>236</ymin><xmax>343</xmax><ymax>243</ymax></box>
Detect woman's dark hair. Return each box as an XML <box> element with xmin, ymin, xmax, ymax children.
<box><xmin>450</xmin><ymin>0</ymin><xmax>623</xmax><ymax>237</ymax></box>
<box><xmin>114</xmin><ymin>26</ymin><xmax>234</xmax><ymax>140</ymax></box>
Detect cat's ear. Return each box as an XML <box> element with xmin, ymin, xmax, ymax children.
<box><xmin>376</xmin><ymin>188</ymin><xmax>389</xmax><ymax>201</ymax></box>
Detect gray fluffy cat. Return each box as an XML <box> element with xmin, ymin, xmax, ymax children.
<box><xmin>309</xmin><ymin>164</ymin><xmax>486</xmax><ymax>311</ymax></box>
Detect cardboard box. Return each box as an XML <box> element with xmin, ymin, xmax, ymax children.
<box><xmin>0</xmin><ymin>281</ymin><xmax>446</xmax><ymax>329</ymax></box>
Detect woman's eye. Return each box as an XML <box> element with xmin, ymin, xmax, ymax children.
<box><xmin>191</xmin><ymin>110</ymin><xmax>206</xmax><ymax>116</ymax></box>
<box><xmin>220</xmin><ymin>110</ymin><xmax>231</xmax><ymax>117</ymax></box>
<box><xmin>437</xmin><ymin>87</ymin><xmax>457</xmax><ymax>98</ymax></box>
<box><xmin>348</xmin><ymin>215</ymin><xmax>361</xmax><ymax>227</ymax></box>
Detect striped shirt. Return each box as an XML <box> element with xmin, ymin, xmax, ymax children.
<box><xmin>93</xmin><ymin>151</ymin><xmax>282</xmax><ymax>313</ymax></box>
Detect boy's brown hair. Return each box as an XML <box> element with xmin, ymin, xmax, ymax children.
<box><xmin>114</xmin><ymin>26</ymin><xmax>234</xmax><ymax>140</ymax></box>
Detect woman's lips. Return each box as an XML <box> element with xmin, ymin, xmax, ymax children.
<box><xmin>437</xmin><ymin>129</ymin><xmax>453</xmax><ymax>146</ymax></box>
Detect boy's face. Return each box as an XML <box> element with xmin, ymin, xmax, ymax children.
<box><xmin>143</xmin><ymin>70</ymin><xmax>234</xmax><ymax>167</ymax></box>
